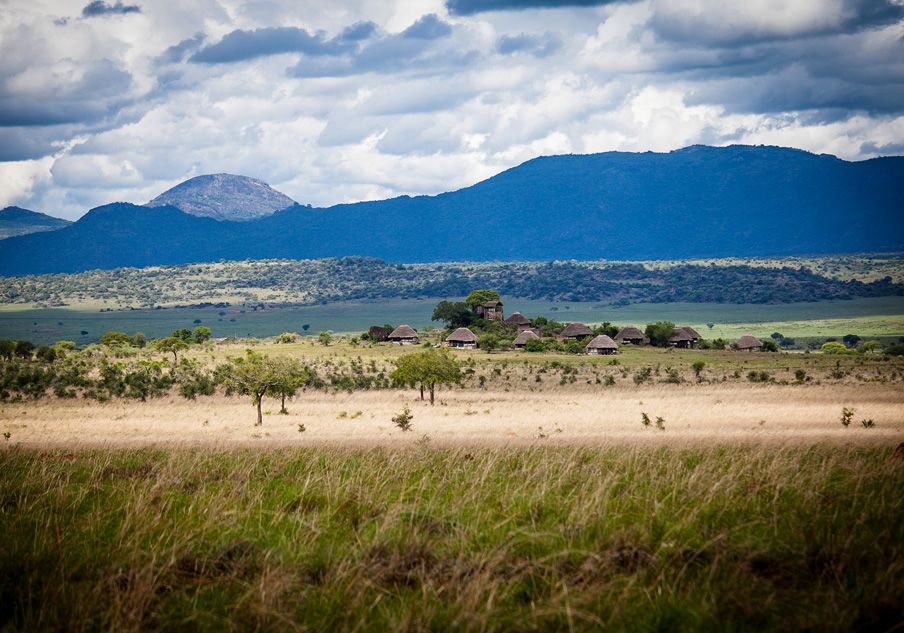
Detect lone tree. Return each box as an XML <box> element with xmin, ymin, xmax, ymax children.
<box><xmin>644</xmin><ymin>321</ymin><xmax>678</xmax><ymax>348</ymax></box>
<box><xmin>156</xmin><ymin>337</ymin><xmax>189</xmax><ymax>363</ymax></box>
<box><xmin>219</xmin><ymin>356</ymin><xmax>319</xmax><ymax>425</ymax></box>
<box><xmin>390</xmin><ymin>348</ymin><xmax>462</xmax><ymax>405</ymax></box>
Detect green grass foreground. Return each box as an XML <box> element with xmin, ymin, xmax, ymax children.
<box><xmin>2</xmin><ymin>445</ymin><xmax>903</xmax><ymax>632</ymax></box>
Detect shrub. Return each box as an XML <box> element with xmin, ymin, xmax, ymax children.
<box><xmin>822</xmin><ymin>342</ymin><xmax>853</xmax><ymax>355</ymax></box>
<box><xmin>392</xmin><ymin>405</ymin><xmax>413</xmax><ymax>432</ymax></box>
<box><xmin>523</xmin><ymin>338</ymin><xmax>546</xmax><ymax>353</ymax></box>
<box><xmin>841</xmin><ymin>407</ymin><xmax>855</xmax><ymax>427</ymax></box>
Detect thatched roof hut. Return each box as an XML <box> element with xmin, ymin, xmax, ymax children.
<box><xmin>446</xmin><ymin>327</ymin><xmax>478</xmax><ymax>349</ymax></box>
<box><xmin>505</xmin><ymin>312</ymin><xmax>531</xmax><ymax>327</ymax></box>
<box><xmin>614</xmin><ymin>326</ymin><xmax>646</xmax><ymax>345</ymax></box>
<box><xmin>668</xmin><ymin>328</ymin><xmax>694</xmax><ymax>349</ymax></box>
<box><xmin>585</xmin><ymin>334</ymin><xmax>618</xmax><ymax>355</ymax></box>
<box><xmin>736</xmin><ymin>335</ymin><xmax>762</xmax><ymax>351</ymax></box>
<box><xmin>388</xmin><ymin>324</ymin><xmax>419</xmax><ymax>345</ymax></box>
<box><xmin>678</xmin><ymin>326</ymin><xmax>702</xmax><ymax>340</ymax></box>
<box><xmin>560</xmin><ymin>322</ymin><xmax>593</xmax><ymax>340</ymax></box>
<box><xmin>479</xmin><ymin>300</ymin><xmax>504</xmax><ymax>321</ymax></box>
<box><xmin>513</xmin><ymin>330</ymin><xmax>540</xmax><ymax>348</ymax></box>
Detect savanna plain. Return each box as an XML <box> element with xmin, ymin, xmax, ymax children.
<box><xmin>3</xmin><ymin>337</ymin><xmax>904</xmax><ymax>632</ymax></box>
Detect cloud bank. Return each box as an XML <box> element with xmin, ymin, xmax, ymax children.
<box><xmin>1</xmin><ymin>0</ymin><xmax>903</xmax><ymax>220</ymax></box>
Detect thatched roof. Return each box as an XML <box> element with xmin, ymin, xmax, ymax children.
<box><xmin>560</xmin><ymin>322</ymin><xmax>593</xmax><ymax>338</ymax></box>
<box><xmin>668</xmin><ymin>329</ymin><xmax>693</xmax><ymax>342</ymax></box>
<box><xmin>483</xmin><ymin>300</ymin><xmax>502</xmax><ymax>307</ymax></box>
<box><xmin>505</xmin><ymin>311</ymin><xmax>531</xmax><ymax>326</ymax></box>
<box><xmin>736</xmin><ymin>335</ymin><xmax>762</xmax><ymax>349</ymax></box>
<box><xmin>513</xmin><ymin>330</ymin><xmax>540</xmax><ymax>345</ymax></box>
<box><xmin>678</xmin><ymin>326</ymin><xmax>702</xmax><ymax>339</ymax></box>
<box><xmin>447</xmin><ymin>327</ymin><xmax>478</xmax><ymax>342</ymax></box>
<box><xmin>614</xmin><ymin>326</ymin><xmax>645</xmax><ymax>341</ymax></box>
<box><xmin>388</xmin><ymin>324</ymin><xmax>418</xmax><ymax>339</ymax></box>
<box><xmin>586</xmin><ymin>334</ymin><xmax>618</xmax><ymax>350</ymax></box>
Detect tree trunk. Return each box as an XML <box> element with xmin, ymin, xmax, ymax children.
<box><xmin>280</xmin><ymin>392</ymin><xmax>287</xmax><ymax>414</ymax></box>
<box><xmin>256</xmin><ymin>393</ymin><xmax>263</xmax><ymax>426</ymax></box>
<box><xmin>429</xmin><ymin>381</ymin><xmax>435</xmax><ymax>405</ymax></box>
<box><xmin>172</xmin><ymin>350</ymin><xmax>178</xmax><ymax>364</ymax></box>
<box><xmin>420</xmin><ymin>384</ymin><xmax>424</xmax><ymax>400</ymax></box>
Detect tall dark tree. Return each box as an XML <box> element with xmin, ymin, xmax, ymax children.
<box><xmin>644</xmin><ymin>322</ymin><xmax>678</xmax><ymax>348</ymax></box>
<box><xmin>431</xmin><ymin>300</ymin><xmax>474</xmax><ymax>328</ymax></box>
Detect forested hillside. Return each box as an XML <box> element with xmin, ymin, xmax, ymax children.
<box><xmin>1</xmin><ymin>145</ymin><xmax>902</xmax><ymax>275</ymax></box>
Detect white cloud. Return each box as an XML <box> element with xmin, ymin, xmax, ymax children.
<box><xmin>0</xmin><ymin>0</ymin><xmax>902</xmax><ymax>221</ymax></box>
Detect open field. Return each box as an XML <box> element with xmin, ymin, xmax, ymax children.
<box><xmin>4</xmin><ymin>337</ymin><xmax>903</xmax><ymax>448</ymax></box>
<box><xmin>3</xmin><ymin>340</ymin><xmax>904</xmax><ymax>631</ymax></box>
<box><xmin>3</xmin><ymin>382</ymin><xmax>903</xmax><ymax>449</ymax></box>
<box><xmin>2</xmin><ymin>295</ymin><xmax>904</xmax><ymax>345</ymax></box>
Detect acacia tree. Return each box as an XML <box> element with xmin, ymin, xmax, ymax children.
<box><xmin>268</xmin><ymin>357</ymin><xmax>318</xmax><ymax>414</ymax></box>
<box><xmin>390</xmin><ymin>348</ymin><xmax>462</xmax><ymax>405</ymax></box>
<box><xmin>219</xmin><ymin>356</ymin><xmax>319</xmax><ymax>425</ymax></box>
<box><xmin>156</xmin><ymin>337</ymin><xmax>189</xmax><ymax>363</ymax></box>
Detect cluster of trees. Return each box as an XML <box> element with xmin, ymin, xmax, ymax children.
<box><xmin>216</xmin><ymin>354</ymin><xmax>319</xmax><ymax>426</ymax></box>
<box><xmin>0</xmin><ymin>334</ymin><xmax>405</xmax><ymax>424</ymax></box>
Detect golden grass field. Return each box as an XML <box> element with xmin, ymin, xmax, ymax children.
<box><xmin>6</xmin><ymin>381</ymin><xmax>902</xmax><ymax>449</ymax></box>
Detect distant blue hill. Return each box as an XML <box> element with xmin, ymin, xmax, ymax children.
<box><xmin>0</xmin><ymin>206</ymin><xmax>72</xmax><ymax>240</ymax></box>
<box><xmin>0</xmin><ymin>145</ymin><xmax>902</xmax><ymax>275</ymax></box>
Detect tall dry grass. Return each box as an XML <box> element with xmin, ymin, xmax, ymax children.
<box><xmin>3</xmin><ymin>381</ymin><xmax>902</xmax><ymax>449</ymax></box>
<box><xmin>1</xmin><ymin>444</ymin><xmax>903</xmax><ymax>631</ymax></box>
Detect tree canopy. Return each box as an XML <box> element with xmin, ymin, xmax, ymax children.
<box><xmin>644</xmin><ymin>321</ymin><xmax>678</xmax><ymax>348</ymax></box>
<box><xmin>218</xmin><ymin>356</ymin><xmax>318</xmax><ymax>425</ymax></box>
<box><xmin>390</xmin><ymin>348</ymin><xmax>462</xmax><ymax>405</ymax></box>
<box><xmin>99</xmin><ymin>331</ymin><xmax>134</xmax><ymax>347</ymax></box>
<box><xmin>156</xmin><ymin>337</ymin><xmax>189</xmax><ymax>363</ymax></box>
<box><xmin>431</xmin><ymin>300</ymin><xmax>474</xmax><ymax>328</ymax></box>
<box><xmin>464</xmin><ymin>290</ymin><xmax>500</xmax><ymax>311</ymax></box>
<box><xmin>193</xmin><ymin>326</ymin><xmax>211</xmax><ymax>343</ymax></box>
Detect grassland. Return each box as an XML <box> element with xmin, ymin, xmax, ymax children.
<box><xmin>2</xmin><ymin>444</ymin><xmax>902</xmax><ymax>631</ymax></box>
<box><xmin>3</xmin><ymin>339</ymin><xmax>903</xmax><ymax>630</ymax></box>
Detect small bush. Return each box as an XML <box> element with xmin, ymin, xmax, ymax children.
<box><xmin>841</xmin><ymin>407</ymin><xmax>855</xmax><ymax>427</ymax></box>
<box><xmin>392</xmin><ymin>405</ymin><xmax>413</xmax><ymax>432</ymax></box>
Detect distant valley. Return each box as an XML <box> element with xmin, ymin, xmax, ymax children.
<box><xmin>1</xmin><ymin>144</ymin><xmax>903</xmax><ymax>275</ymax></box>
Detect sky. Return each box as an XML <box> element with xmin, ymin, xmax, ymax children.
<box><xmin>1</xmin><ymin>0</ymin><xmax>903</xmax><ymax>220</ymax></box>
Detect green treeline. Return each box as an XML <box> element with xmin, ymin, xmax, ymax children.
<box><xmin>1</xmin><ymin>255</ymin><xmax>902</xmax><ymax>308</ymax></box>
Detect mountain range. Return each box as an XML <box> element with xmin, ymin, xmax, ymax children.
<box><xmin>1</xmin><ymin>144</ymin><xmax>902</xmax><ymax>276</ymax></box>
